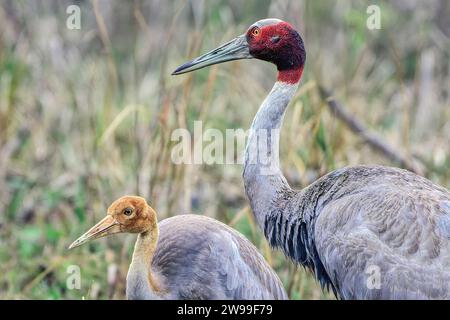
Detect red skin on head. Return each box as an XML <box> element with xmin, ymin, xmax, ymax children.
<box><xmin>277</xmin><ymin>67</ymin><xmax>304</xmax><ymax>84</ymax></box>
<box><xmin>246</xmin><ymin>21</ymin><xmax>305</xmax><ymax>85</ymax></box>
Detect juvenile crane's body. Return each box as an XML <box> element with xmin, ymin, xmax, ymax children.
<box><xmin>69</xmin><ymin>196</ymin><xmax>287</xmax><ymax>300</ymax></box>
<box><xmin>174</xmin><ymin>18</ymin><xmax>450</xmax><ymax>299</ymax></box>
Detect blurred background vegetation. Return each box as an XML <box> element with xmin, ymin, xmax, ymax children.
<box><xmin>0</xmin><ymin>0</ymin><xmax>449</xmax><ymax>299</ymax></box>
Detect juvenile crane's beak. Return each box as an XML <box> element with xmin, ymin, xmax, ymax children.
<box><xmin>68</xmin><ymin>215</ymin><xmax>121</xmax><ymax>249</ymax></box>
<box><xmin>172</xmin><ymin>35</ymin><xmax>252</xmax><ymax>75</ymax></box>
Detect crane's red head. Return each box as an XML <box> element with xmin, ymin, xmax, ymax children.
<box><xmin>69</xmin><ymin>196</ymin><xmax>158</xmax><ymax>249</ymax></box>
<box><xmin>245</xmin><ymin>19</ymin><xmax>305</xmax><ymax>83</ymax></box>
<box><xmin>172</xmin><ymin>18</ymin><xmax>306</xmax><ymax>84</ymax></box>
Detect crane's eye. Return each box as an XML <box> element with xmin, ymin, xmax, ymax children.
<box><xmin>123</xmin><ymin>207</ymin><xmax>133</xmax><ymax>216</ymax></box>
<box><xmin>251</xmin><ymin>27</ymin><xmax>260</xmax><ymax>37</ymax></box>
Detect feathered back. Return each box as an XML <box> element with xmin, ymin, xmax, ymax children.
<box><xmin>152</xmin><ymin>214</ymin><xmax>288</xmax><ymax>300</ymax></box>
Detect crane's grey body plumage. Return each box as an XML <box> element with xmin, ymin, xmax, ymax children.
<box><xmin>264</xmin><ymin>165</ymin><xmax>450</xmax><ymax>299</ymax></box>
<box><xmin>171</xmin><ymin>17</ymin><xmax>450</xmax><ymax>299</ymax></box>
<box><xmin>243</xmin><ymin>80</ymin><xmax>450</xmax><ymax>299</ymax></box>
<box><xmin>128</xmin><ymin>214</ymin><xmax>288</xmax><ymax>300</ymax></box>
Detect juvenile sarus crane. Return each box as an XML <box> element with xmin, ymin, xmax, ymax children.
<box><xmin>69</xmin><ymin>196</ymin><xmax>287</xmax><ymax>300</ymax></box>
<box><xmin>173</xmin><ymin>18</ymin><xmax>450</xmax><ymax>299</ymax></box>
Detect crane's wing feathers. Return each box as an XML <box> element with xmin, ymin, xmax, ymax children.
<box><xmin>309</xmin><ymin>165</ymin><xmax>450</xmax><ymax>299</ymax></box>
<box><xmin>438</xmin><ymin>201</ymin><xmax>450</xmax><ymax>239</ymax></box>
<box><xmin>208</xmin><ymin>229</ymin><xmax>285</xmax><ymax>299</ymax></box>
<box><xmin>153</xmin><ymin>215</ymin><xmax>287</xmax><ymax>300</ymax></box>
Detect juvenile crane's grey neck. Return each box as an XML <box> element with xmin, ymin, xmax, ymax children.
<box><xmin>126</xmin><ymin>229</ymin><xmax>163</xmax><ymax>300</ymax></box>
<box><xmin>243</xmin><ymin>81</ymin><xmax>299</xmax><ymax>229</ymax></box>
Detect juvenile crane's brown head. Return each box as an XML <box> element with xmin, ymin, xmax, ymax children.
<box><xmin>172</xmin><ymin>18</ymin><xmax>306</xmax><ymax>84</ymax></box>
<box><xmin>69</xmin><ymin>196</ymin><xmax>157</xmax><ymax>249</ymax></box>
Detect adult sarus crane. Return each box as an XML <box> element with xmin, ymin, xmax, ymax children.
<box><xmin>69</xmin><ymin>196</ymin><xmax>287</xmax><ymax>300</ymax></box>
<box><xmin>173</xmin><ymin>18</ymin><xmax>450</xmax><ymax>299</ymax></box>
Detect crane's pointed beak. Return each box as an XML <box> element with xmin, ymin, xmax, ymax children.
<box><xmin>68</xmin><ymin>215</ymin><xmax>121</xmax><ymax>249</ymax></box>
<box><xmin>172</xmin><ymin>35</ymin><xmax>252</xmax><ymax>75</ymax></box>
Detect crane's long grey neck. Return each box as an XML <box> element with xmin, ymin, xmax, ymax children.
<box><xmin>243</xmin><ymin>81</ymin><xmax>298</xmax><ymax>230</ymax></box>
<box><xmin>126</xmin><ymin>230</ymin><xmax>162</xmax><ymax>300</ymax></box>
